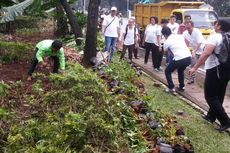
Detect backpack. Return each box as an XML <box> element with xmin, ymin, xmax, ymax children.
<box><xmin>124</xmin><ymin>25</ymin><xmax>137</xmax><ymax>41</ymax></box>
<box><xmin>215</xmin><ymin>32</ymin><xmax>230</xmax><ymax>67</ymax></box>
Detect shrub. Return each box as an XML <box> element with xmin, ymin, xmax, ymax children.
<box><xmin>0</xmin><ymin>41</ymin><xmax>33</xmax><ymax>63</ymax></box>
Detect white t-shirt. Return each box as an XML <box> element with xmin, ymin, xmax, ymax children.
<box><xmin>102</xmin><ymin>15</ymin><xmax>120</xmax><ymax>37</ymax></box>
<box><xmin>164</xmin><ymin>34</ymin><xmax>191</xmax><ymax>61</ymax></box>
<box><xmin>123</xmin><ymin>26</ymin><xmax>138</xmax><ymax>46</ymax></box>
<box><xmin>204</xmin><ymin>33</ymin><xmax>222</xmax><ymax>70</ymax></box>
<box><xmin>167</xmin><ymin>22</ymin><xmax>179</xmax><ymax>34</ymax></box>
<box><xmin>144</xmin><ymin>24</ymin><xmax>161</xmax><ymax>45</ymax></box>
<box><xmin>182</xmin><ymin>28</ymin><xmax>206</xmax><ymax>55</ymax></box>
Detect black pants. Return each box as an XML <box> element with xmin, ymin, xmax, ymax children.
<box><xmin>156</xmin><ymin>45</ymin><xmax>164</xmax><ymax>68</ymax></box>
<box><xmin>120</xmin><ymin>44</ymin><xmax>135</xmax><ymax>61</ymax></box>
<box><xmin>144</xmin><ymin>42</ymin><xmax>159</xmax><ymax>68</ymax></box>
<box><xmin>133</xmin><ymin>47</ymin><xmax>138</xmax><ymax>58</ymax></box>
<box><xmin>204</xmin><ymin>65</ymin><xmax>230</xmax><ymax>126</ymax></box>
<box><xmin>165</xmin><ymin>57</ymin><xmax>191</xmax><ymax>89</ymax></box>
<box><xmin>27</xmin><ymin>48</ymin><xmax>59</xmax><ymax>76</ymax></box>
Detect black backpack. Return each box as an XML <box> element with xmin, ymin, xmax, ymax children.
<box><xmin>124</xmin><ymin>25</ymin><xmax>137</xmax><ymax>41</ymax></box>
<box><xmin>215</xmin><ymin>32</ymin><xmax>230</xmax><ymax>67</ymax></box>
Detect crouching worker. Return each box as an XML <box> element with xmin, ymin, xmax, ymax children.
<box><xmin>162</xmin><ymin>27</ymin><xmax>191</xmax><ymax>94</ymax></box>
<box><xmin>27</xmin><ymin>40</ymin><xmax>65</xmax><ymax>81</ymax></box>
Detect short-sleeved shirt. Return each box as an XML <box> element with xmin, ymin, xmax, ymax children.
<box><xmin>204</xmin><ymin>33</ymin><xmax>222</xmax><ymax>70</ymax></box>
<box><xmin>144</xmin><ymin>24</ymin><xmax>161</xmax><ymax>46</ymax></box>
<box><xmin>102</xmin><ymin>15</ymin><xmax>120</xmax><ymax>37</ymax></box>
<box><xmin>123</xmin><ymin>26</ymin><xmax>138</xmax><ymax>46</ymax></box>
<box><xmin>182</xmin><ymin>28</ymin><xmax>206</xmax><ymax>55</ymax></box>
<box><xmin>167</xmin><ymin>22</ymin><xmax>179</xmax><ymax>34</ymax></box>
<box><xmin>164</xmin><ymin>34</ymin><xmax>191</xmax><ymax>61</ymax></box>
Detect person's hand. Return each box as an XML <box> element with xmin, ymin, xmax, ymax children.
<box><xmin>59</xmin><ymin>69</ymin><xmax>65</xmax><ymax>74</ymax></box>
<box><xmin>192</xmin><ymin>51</ymin><xmax>196</xmax><ymax>59</ymax></box>
<box><xmin>40</xmin><ymin>61</ymin><xmax>47</xmax><ymax>68</ymax></box>
<box><xmin>158</xmin><ymin>47</ymin><xmax>161</xmax><ymax>52</ymax></box>
<box><xmin>142</xmin><ymin>42</ymin><xmax>145</xmax><ymax>47</ymax></box>
<box><xmin>189</xmin><ymin>67</ymin><xmax>196</xmax><ymax>76</ymax></box>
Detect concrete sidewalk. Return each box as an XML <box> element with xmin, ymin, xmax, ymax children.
<box><xmin>132</xmin><ymin>49</ymin><xmax>230</xmax><ymax>117</ymax></box>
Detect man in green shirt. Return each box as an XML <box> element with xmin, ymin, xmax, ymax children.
<box><xmin>27</xmin><ymin>40</ymin><xmax>65</xmax><ymax>80</ymax></box>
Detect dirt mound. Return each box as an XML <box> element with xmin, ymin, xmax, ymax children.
<box><xmin>1</xmin><ymin>31</ymin><xmax>55</xmax><ymax>45</ymax></box>
<box><xmin>0</xmin><ymin>61</ymin><xmax>51</xmax><ymax>83</ymax></box>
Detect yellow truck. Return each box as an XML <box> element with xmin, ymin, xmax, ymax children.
<box><xmin>134</xmin><ymin>1</ymin><xmax>218</xmax><ymax>38</ymax></box>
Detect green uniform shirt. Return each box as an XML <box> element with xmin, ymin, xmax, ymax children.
<box><xmin>36</xmin><ymin>40</ymin><xmax>65</xmax><ymax>70</ymax></box>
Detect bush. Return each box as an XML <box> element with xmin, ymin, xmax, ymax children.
<box><xmin>15</xmin><ymin>28</ymin><xmax>40</xmax><ymax>37</ymax></box>
<box><xmin>0</xmin><ymin>16</ymin><xmax>40</xmax><ymax>32</ymax></box>
<box><xmin>75</xmin><ymin>12</ymin><xmax>87</xmax><ymax>29</ymax></box>
<box><xmin>0</xmin><ymin>41</ymin><xmax>33</xmax><ymax>63</ymax></box>
<box><xmin>1</xmin><ymin>63</ymin><xmax>147</xmax><ymax>152</ymax></box>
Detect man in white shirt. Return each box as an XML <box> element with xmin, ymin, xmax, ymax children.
<box><xmin>167</xmin><ymin>15</ymin><xmax>179</xmax><ymax>34</ymax></box>
<box><xmin>102</xmin><ymin>7</ymin><xmax>120</xmax><ymax>62</ymax></box>
<box><xmin>183</xmin><ymin>21</ymin><xmax>206</xmax><ymax>84</ymax></box>
<box><xmin>163</xmin><ymin>27</ymin><xmax>191</xmax><ymax>93</ymax></box>
<box><xmin>120</xmin><ymin>18</ymin><xmax>139</xmax><ymax>61</ymax></box>
<box><xmin>189</xmin><ymin>20</ymin><xmax>230</xmax><ymax>132</ymax></box>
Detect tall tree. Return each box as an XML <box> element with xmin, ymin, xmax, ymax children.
<box><xmin>83</xmin><ymin>0</ymin><xmax>101</xmax><ymax>66</ymax></box>
<box><xmin>60</xmin><ymin>0</ymin><xmax>83</xmax><ymax>45</ymax></box>
<box><xmin>55</xmin><ymin>2</ymin><xmax>69</xmax><ymax>37</ymax></box>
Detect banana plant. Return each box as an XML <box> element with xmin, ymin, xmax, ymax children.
<box><xmin>0</xmin><ymin>0</ymin><xmax>33</xmax><ymax>23</ymax></box>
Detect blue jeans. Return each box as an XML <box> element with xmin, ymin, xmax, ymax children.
<box><xmin>104</xmin><ymin>36</ymin><xmax>117</xmax><ymax>61</ymax></box>
<box><xmin>165</xmin><ymin>57</ymin><xmax>191</xmax><ymax>89</ymax></box>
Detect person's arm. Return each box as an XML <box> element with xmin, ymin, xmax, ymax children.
<box><xmin>117</xmin><ymin>27</ymin><xmax>120</xmax><ymax>40</ymax></box>
<box><xmin>189</xmin><ymin>44</ymin><xmax>215</xmax><ymax>75</ymax></box>
<box><xmin>36</xmin><ymin>49</ymin><xmax>44</xmax><ymax>63</ymax></box>
<box><xmin>102</xmin><ymin>25</ymin><xmax>105</xmax><ymax>35</ymax></box>
<box><xmin>101</xmin><ymin>17</ymin><xmax>107</xmax><ymax>35</ymax></box>
<box><xmin>157</xmin><ymin>35</ymin><xmax>161</xmax><ymax>49</ymax></box>
<box><xmin>58</xmin><ymin>48</ymin><xmax>65</xmax><ymax>70</ymax></box>
<box><xmin>193</xmin><ymin>43</ymin><xmax>202</xmax><ymax>54</ymax></box>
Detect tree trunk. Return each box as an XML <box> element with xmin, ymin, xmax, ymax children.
<box><xmin>59</xmin><ymin>0</ymin><xmax>83</xmax><ymax>45</ymax></box>
<box><xmin>83</xmin><ymin>0</ymin><xmax>101</xmax><ymax>66</ymax></box>
<box><xmin>55</xmin><ymin>3</ymin><xmax>69</xmax><ymax>37</ymax></box>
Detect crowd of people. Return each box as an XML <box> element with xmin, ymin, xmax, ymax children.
<box><xmin>100</xmin><ymin>6</ymin><xmax>230</xmax><ymax>132</ymax></box>
<box><xmin>25</xmin><ymin>6</ymin><xmax>230</xmax><ymax>132</ymax></box>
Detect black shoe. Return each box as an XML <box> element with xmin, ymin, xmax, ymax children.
<box><xmin>176</xmin><ymin>87</ymin><xmax>185</xmax><ymax>92</ymax></box>
<box><xmin>201</xmin><ymin>115</ymin><xmax>214</xmax><ymax>124</ymax></box>
<box><xmin>215</xmin><ymin>124</ymin><xmax>230</xmax><ymax>132</ymax></box>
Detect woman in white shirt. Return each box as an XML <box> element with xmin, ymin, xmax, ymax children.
<box><xmin>143</xmin><ymin>16</ymin><xmax>161</xmax><ymax>71</ymax></box>
<box><xmin>189</xmin><ymin>20</ymin><xmax>230</xmax><ymax>132</ymax></box>
<box><xmin>163</xmin><ymin>27</ymin><xmax>191</xmax><ymax>93</ymax></box>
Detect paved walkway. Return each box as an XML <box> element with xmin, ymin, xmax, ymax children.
<box><xmin>132</xmin><ymin>49</ymin><xmax>230</xmax><ymax>117</ymax></box>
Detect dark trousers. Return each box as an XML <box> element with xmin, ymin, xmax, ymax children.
<box><xmin>133</xmin><ymin>47</ymin><xmax>138</xmax><ymax>58</ymax></box>
<box><xmin>120</xmin><ymin>44</ymin><xmax>135</xmax><ymax>60</ymax></box>
<box><xmin>166</xmin><ymin>51</ymin><xmax>174</xmax><ymax>64</ymax></box>
<box><xmin>156</xmin><ymin>45</ymin><xmax>164</xmax><ymax>68</ymax></box>
<box><xmin>204</xmin><ymin>65</ymin><xmax>230</xmax><ymax>126</ymax></box>
<box><xmin>27</xmin><ymin>48</ymin><xmax>59</xmax><ymax>76</ymax></box>
<box><xmin>165</xmin><ymin>57</ymin><xmax>191</xmax><ymax>89</ymax></box>
<box><xmin>144</xmin><ymin>42</ymin><xmax>159</xmax><ymax>68</ymax></box>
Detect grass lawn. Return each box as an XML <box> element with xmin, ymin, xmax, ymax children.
<box><xmin>141</xmin><ymin>74</ymin><xmax>230</xmax><ymax>153</ymax></box>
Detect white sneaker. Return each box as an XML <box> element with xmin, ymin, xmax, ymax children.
<box><xmin>165</xmin><ymin>88</ymin><xmax>176</xmax><ymax>95</ymax></box>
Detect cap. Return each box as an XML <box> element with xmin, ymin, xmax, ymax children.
<box><xmin>101</xmin><ymin>14</ymin><xmax>106</xmax><ymax>19</ymax></box>
<box><xmin>111</xmin><ymin>7</ymin><xmax>117</xmax><ymax>11</ymax></box>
